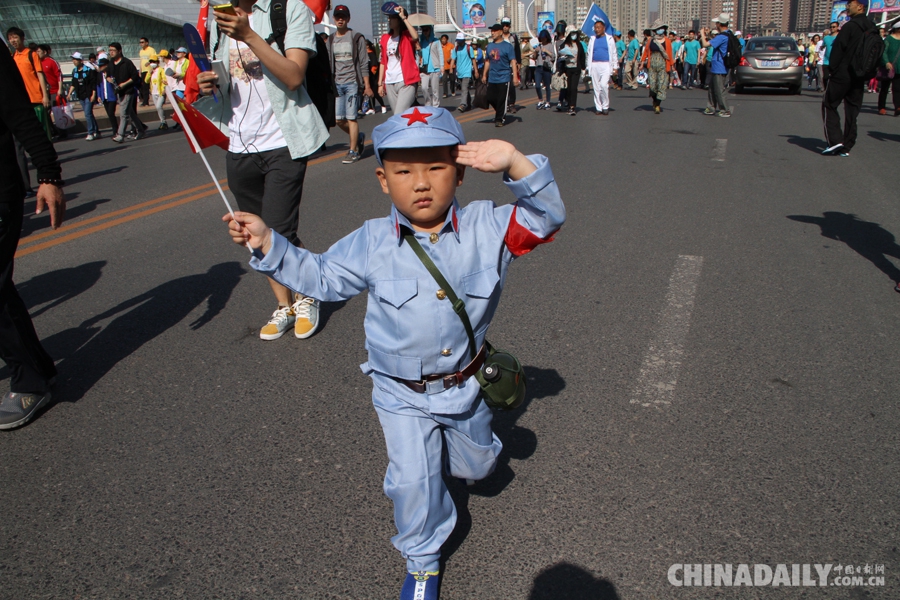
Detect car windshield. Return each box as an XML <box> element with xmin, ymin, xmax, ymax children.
<box><xmin>746</xmin><ymin>40</ymin><xmax>797</xmax><ymax>52</ymax></box>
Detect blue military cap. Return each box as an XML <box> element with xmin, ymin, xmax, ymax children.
<box><xmin>372</xmin><ymin>107</ymin><xmax>466</xmax><ymax>166</ymax></box>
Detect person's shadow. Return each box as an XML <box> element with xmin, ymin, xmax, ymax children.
<box><xmin>529</xmin><ymin>563</ymin><xmax>621</xmax><ymax>600</ymax></box>
<box><xmin>869</xmin><ymin>131</ymin><xmax>900</xmax><ymax>144</ymax></box>
<box><xmin>16</xmin><ymin>260</ymin><xmax>106</xmax><ymax>318</ymax></box>
<box><xmin>440</xmin><ymin>366</ymin><xmax>566</xmax><ymax>567</ymax></box>
<box><xmin>787</xmin><ymin>212</ymin><xmax>900</xmax><ymax>284</ymax></box>
<box><xmin>39</xmin><ymin>262</ymin><xmax>245</xmax><ymax>405</ymax></box>
<box><xmin>780</xmin><ymin>134</ymin><xmax>825</xmax><ymax>153</ymax></box>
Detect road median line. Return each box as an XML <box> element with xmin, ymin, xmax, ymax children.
<box><xmin>19</xmin><ymin>99</ymin><xmax>537</xmax><ymax>257</ymax></box>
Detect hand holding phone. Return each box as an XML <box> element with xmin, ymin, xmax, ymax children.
<box><xmin>213</xmin><ymin>3</ymin><xmax>237</xmax><ymax>16</ymax></box>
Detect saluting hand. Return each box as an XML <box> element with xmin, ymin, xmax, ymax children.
<box><xmin>456</xmin><ymin>140</ymin><xmax>537</xmax><ymax>180</ymax></box>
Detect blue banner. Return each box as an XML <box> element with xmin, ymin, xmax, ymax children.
<box><xmin>580</xmin><ymin>4</ymin><xmax>618</xmax><ymax>37</ymax></box>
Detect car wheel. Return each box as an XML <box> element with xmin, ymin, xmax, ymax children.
<box><xmin>735</xmin><ymin>84</ymin><xmax>745</xmax><ymax>94</ymax></box>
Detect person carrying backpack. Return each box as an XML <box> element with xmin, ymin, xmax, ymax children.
<box><xmin>197</xmin><ymin>0</ymin><xmax>329</xmax><ymax>342</ymax></box>
<box><xmin>699</xmin><ymin>14</ymin><xmax>734</xmax><ymax>117</ymax></box>
<box><xmin>821</xmin><ymin>0</ymin><xmax>879</xmax><ymax>156</ymax></box>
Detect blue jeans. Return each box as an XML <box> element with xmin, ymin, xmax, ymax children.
<box><xmin>535</xmin><ymin>65</ymin><xmax>553</xmax><ymax>103</ymax></box>
<box><xmin>334</xmin><ymin>82</ymin><xmax>358</xmax><ymax>121</ymax></box>
<box><xmin>80</xmin><ymin>98</ymin><xmax>98</xmax><ymax>135</ymax></box>
<box><xmin>682</xmin><ymin>63</ymin><xmax>697</xmax><ymax>88</ymax></box>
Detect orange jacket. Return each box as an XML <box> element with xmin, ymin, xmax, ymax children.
<box><xmin>641</xmin><ymin>37</ymin><xmax>674</xmax><ymax>71</ymax></box>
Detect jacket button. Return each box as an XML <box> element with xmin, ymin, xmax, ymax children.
<box><xmin>429</xmin><ymin>233</ymin><xmax>439</xmax><ymax>244</ymax></box>
<box><xmin>441</xmin><ymin>348</ymin><xmax>452</xmax><ymax>356</ymax></box>
<box><xmin>436</xmin><ymin>289</ymin><xmax>446</xmax><ymax>300</ymax></box>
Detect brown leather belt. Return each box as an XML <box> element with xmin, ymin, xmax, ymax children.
<box><xmin>393</xmin><ymin>345</ymin><xmax>487</xmax><ymax>394</ymax></box>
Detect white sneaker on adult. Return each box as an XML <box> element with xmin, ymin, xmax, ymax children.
<box><xmin>292</xmin><ymin>295</ymin><xmax>320</xmax><ymax>339</ymax></box>
<box><xmin>260</xmin><ymin>305</ymin><xmax>296</xmax><ymax>340</ymax></box>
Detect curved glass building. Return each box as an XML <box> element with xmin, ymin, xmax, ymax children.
<box><xmin>0</xmin><ymin>0</ymin><xmax>202</xmax><ymax>60</ymax></box>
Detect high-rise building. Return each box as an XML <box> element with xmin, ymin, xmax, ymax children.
<box><xmin>738</xmin><ymin>0</ymin><xmax>790</xmax><ymax>34</ymax></box>
<box><xmin>434</xmin><ymin>0</ymin><xmax>459</xmax><ymax>25</ymax></box>
<box><xmin>371</xmin><ymin>0</ymin><xmax>428</xmax><ymax>39</ymax></box>
<box><xmin>596</xmin><ymin>0</ymin><xmax>650</xmax><ymax>34</ymax></box>
<box><xmin>659</xmin><ymin>0</ymin><xmax>703</xmax><ymax>33</ymax></box>
<box><xmin>700</xmin><ymin>0</ymin><xmax>736</xmax><ymax>31</ymax></box>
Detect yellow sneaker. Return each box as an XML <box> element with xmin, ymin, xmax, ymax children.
<box><xmin>259</xmin><ymin>305</ymin><xmax>295</xmax><ymax>340</ymax></box>
<box><xmin>292</xmin><ymin>294</ymin><xmax>320</xmax><ymax>339</ymax></box>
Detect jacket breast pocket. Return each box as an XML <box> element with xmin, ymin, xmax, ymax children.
<box><xmin>461</xmin><ymin>267</ymin><xmax>499</xmax><ymax>299</ymax></box>
<box><xmin>373</xmin><ymin>278</ymin><xmax>418</xmax><ymax>308</ymax></box>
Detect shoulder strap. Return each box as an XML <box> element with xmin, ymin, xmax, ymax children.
<box><xmin>403</xmin><ymin>234</ymin><xmax>478</xmax><ymax>361</ymax></box>
<box><xmin>267</xmin><ymin>0</ymin><xmax>289</xmax><ymax>55</ymax></box>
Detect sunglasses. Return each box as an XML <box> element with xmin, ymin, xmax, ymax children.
<box><xmin>470</xmin><ymin>9</ymin><xmax>484</xmax><ymax>16</ymax></box>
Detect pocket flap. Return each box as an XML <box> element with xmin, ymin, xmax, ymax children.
<box><xmin>462</xmin><ymin>268</ymin><xmax>500</xmax><ymax>299</ymax></box>
<box><xmin>373</xmin><ymin>278</ymin><xmax>418</xmax><ymax>308</ymax></box>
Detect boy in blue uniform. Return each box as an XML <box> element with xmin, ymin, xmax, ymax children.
<box><xmin>224</xmin><ymin>107</ymin><xmax>565</xmax><ymax>599</ymax></box>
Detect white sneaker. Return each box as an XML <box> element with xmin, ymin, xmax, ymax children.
<box><xmin>259</xmin><ymin>305</ymin><xmax>296</xmax><ymax>340</ymax></box>
<box><xmin>85</xmin><ymin>134</ymin><xmax>95</xmax><ymax>141</ymax></box>
<box><xmin>365</xmin><ymin>108</ymin><xmax>375</xmax><ymax>115</ymax></box>
<box><xmin>292</xmin><ymin>294</ymin><xmax>320</xmax><ymax>339</ymax></box>
<box><xmin>381</xmin><ymin>106</ymin><xmax>388</xmax><ymax>113</ymax></box>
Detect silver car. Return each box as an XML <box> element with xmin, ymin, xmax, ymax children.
<box><xmin>734</xmin><ymin>36</ymin><xmax>804</xmax><ymax>94</ymax></box>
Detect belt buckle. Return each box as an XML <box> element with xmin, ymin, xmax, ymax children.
<box><xmin>424</xmin><ymin>378</ymin><xmax>446</xmax><ymax>395</ymax></box>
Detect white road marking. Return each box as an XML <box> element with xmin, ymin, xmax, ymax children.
<box><xmin>631</xmin><ymin>255</ymin><xmax>704</xmax><ymax>407</ymax></box>
<box><xmin>711</xmin><ymin>139</ymin><xmax>727</xmax><ymax>161</ymax></box>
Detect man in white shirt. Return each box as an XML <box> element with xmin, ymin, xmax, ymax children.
<box><xmin>587</xmin><ymin>19</ymin><xmax>618</xmax><ymax>115</ymax></box>
<box><xmin>198</xmin><ymin>0</ymin><xmax>329</xmax><ymax>342</ymax></box>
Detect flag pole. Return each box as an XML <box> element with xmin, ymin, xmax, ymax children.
<box><xmin>165</xmin><ymin>86</ymin><xmax>236</xmax><ymax>220</ymax></box>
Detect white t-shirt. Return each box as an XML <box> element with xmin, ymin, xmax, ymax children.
<box><xmin>385</xmin><ymin>35</ymin><xmax>403</xmax><ymax>84</ymax></box>
<box><xmin>227</xmin><ymin>38</ymin><xmax>288</xmax><ymax>154</ymax></box>
<box><xmin>815</xmin><ymin>41</ymin><xmax>825</xmax><ymax>63</ymax></box>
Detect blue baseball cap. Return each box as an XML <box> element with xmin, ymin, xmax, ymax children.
<box><xmin>372</xmin><ymin>107</ymin><xmax>466</xmax><ymax>166</ymax></box>
<box><xmin>381</xmin><ymin>1</ymin><xmax>401</xmax><ymax>15</ymax></box>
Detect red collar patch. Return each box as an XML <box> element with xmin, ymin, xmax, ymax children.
<box><xmin>400</xmin><ymin>107</ymin><xmax>431</xmax><ymax>126</ymax></box>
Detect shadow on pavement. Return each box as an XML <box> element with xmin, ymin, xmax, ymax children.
<box><xmin>64</xmin><ymin>166</ymin><xmax>128</xmax><ymax>186</ymax></box>
<box><xmin>529</xmin><ymin>563</ymin><xmax>621</xmax><ymax>600</ymax></box>
<box><xmin>21</xmin><ymin>198</ymin><xmax>112</xmax><ymax>237</ymax></box>
<box><xmin>780</xmin><ymin>134</ymin><xmax>824</xmax><ymax>153</ymax></box>
<box><xmin>787</xmin><ymin>212</ymin><xmax>900</xmax><ymax>284</ymax></box>
<box><xmin>58</xmin><ymin>145</ymin><xmax>129</xmax><ymax>164</ymax></box>
<box><xmin>17</xmin><ymin>260</ymin><xmax>106</xmax><ymax>318</ymax></box>
<box><xmin>440</xmin><ymin>367</ymin><xmax>566</xmax><ymax>567</ymax></box>
<box><xmin>869</xmin><ymin>131</ymin><xmax>900</xmax><ymax>143</ymax></box>
<box><xmin>40</xmin><ymin>262</ymin><xmax>246</xmax><ymax>405</ymax></box>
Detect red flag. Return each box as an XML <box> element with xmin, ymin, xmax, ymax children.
<box><xmin>196</xmin><ymin>0</ymin><xmax>210</xmax><ymax>44</ymax></box>
<box><xmin>183</xmin><ymin>0</ymin><xmax>209</xmax><ymax>105</ymax></box>
<box><xmin>303</xmin><ymin>0</ymin><xmax>328</xmax><ymax>23</ymax></box>
<box><xmin>170</xmin><ymin>92</ymin><xmax>229</xmax><ymax>153</ymax></box>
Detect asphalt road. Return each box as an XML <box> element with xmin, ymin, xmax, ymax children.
<box><xmin>2</xmin><ymin>84</ymin><xmax>899</xmax><ymax>599</ymax></box>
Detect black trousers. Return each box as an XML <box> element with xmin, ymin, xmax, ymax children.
<box><xmin>565</xmin><ymin>67</ymin><xmax>580</xmax><ymax>109</ymax></box>
<box><xmin>102</xmin><ymin>100</ymin><xmax>118</xmax><ymax>133</ymax></box>
<box><xmin>226</xmin><ymin>147</ymin><xmax>309</xmax><ymax>247</ymax></box>
<box><xmin>822</xmin><ymin>75</ymin><xmax>865</xmax><ymax>150</ymax></box>
<box><xmin>0</xmin><ymin>199</ymin><xmax>57</xmax><ymax>394</ymax></box>
<box><xmin>878</xmin><ymin>76</ymin><xmax>900</xmax><ymax>111</ymax></box>
<box><xmin>139</xmin><ymin>71</ymin><xmax>150</xmax><ymax>105</ymax></box>
<box><xmin>487</xmin><ymin>81</ymin><xmax>509</xmax><ymax>122</ymax></box>
<box><xmin>506</xmin><ymin>77</ymin><xmax>517</xmax><ymax>106</ymax></box>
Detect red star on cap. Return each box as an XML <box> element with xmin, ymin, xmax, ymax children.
<box><xmin>400</xmin><ymin>107</ymin><xmax>431</xmax><ymax>126</ymax></box>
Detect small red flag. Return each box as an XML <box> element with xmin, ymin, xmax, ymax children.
<box><xmin>170</xmin><ymin>93</ymin><xmax>229</xmax><ymax>153</ymax></box>
<box><xmin>303</xmin><ymin>0</ymin><xmax>328</xmax><ymax>23</ymax></box>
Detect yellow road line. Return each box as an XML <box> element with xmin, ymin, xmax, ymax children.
<box><xmin>18</xmin><ymin>97</ymin><xmax>541</xmax><ymax>258</ymax></box>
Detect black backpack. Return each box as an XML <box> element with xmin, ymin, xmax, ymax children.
<box><xmin>723</xmin><ymin>31</ymin><xmax>742</xmax><ymax>69</ymax></box>
<box><xmin>848</xmin><ymin>21</ymin><xmax>885</xmax><ymax>79</ymax></box>
<box><xmin>266</xmin><ymin>0</ymin><xmax>336</xmax><ymax>127</ymax></box>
